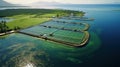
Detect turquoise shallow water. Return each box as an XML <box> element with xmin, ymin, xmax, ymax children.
<box><xmin>0</xmin><ymin>32</ymin><xmax>100</xmax><ymax>67</ymax></box>
<box><xmin>0</xmin><ymin>15</ymin><xmax>99</xmax><ymax>67</ymax></box>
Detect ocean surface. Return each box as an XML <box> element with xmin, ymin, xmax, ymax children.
<box><xmin>0</xmin><ymin>4</ymin><xmax>120</xmax><ymax>67</ymax></box>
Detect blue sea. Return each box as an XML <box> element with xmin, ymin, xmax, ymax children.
<box><xmin>0</xmin><ymin>4</ymin><xmax>120</xmax><ymax>67</ymax></box>
<box><xmin>56</xmin><ymin>4</ymin><xmax>120</xmax><ymax>67</ymax></box>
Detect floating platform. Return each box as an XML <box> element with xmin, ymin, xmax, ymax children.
<box><xmin>19</xmin><ymin>18</ymin><xmax>90</xmax><ymax>47</ymax></box>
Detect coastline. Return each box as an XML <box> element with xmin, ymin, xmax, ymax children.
<box><xmin>0</xmin><ymin>30</ymin><xmax>15</xmax><ymax>36</ymax></box>
<box><xmin>0</xmin><ymin>8</ymin><xmax>90</xmax><ymax>47</ymax></box>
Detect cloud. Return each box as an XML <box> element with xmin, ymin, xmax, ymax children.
<box><xmin>4</xmin><ymin>0</ymin><xmax>40</xmax><ymax>4</ymax></box>
<box><xmin>3</xmin><ymin>0</ymin><xmax>120</xmax><ymax>5</ymax></box>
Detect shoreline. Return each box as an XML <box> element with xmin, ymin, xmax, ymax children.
<box><xmin>0</xmin><ymin>30</ymin><xmax>15</xmax><ymax>36</ymax></box>
<box><xmin>0</xmin><ymin>9</ymin><xmax>90</xmax><ymax>47</ymax></box>
<box><xmin>0</xmin><ymin>19</ymin><xmax>90</xmax><ymax>47</ymax></box>
<box><xmin>0</xmin><ymin>22</ymin><xmax>90</xmax><ymax>47</ymax></box>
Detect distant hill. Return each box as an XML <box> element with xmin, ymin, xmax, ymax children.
<box><xmin>0</xmin><ymin>0</ymin><xmax>15</xmax><ymax>6</ymax></box>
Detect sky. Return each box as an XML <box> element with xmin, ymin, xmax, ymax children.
<box><xmin>3</xmin><ymin>0</ymin><xmax>120</xmax><ymax>4</ymax></box>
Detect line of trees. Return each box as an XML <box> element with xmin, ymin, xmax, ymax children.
<box><xmin>0</xmin><ymin>20</ymin><xmax>21</xmax><ymax>33</ymax></box>
<box><xmin>0</xmin><ymin>21</ymin><xmax>9</xmax><ymax>33</ymax></box>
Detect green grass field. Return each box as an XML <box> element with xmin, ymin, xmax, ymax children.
<box><xmin>0</xmin><ymin>9</ymin><xmax>85</xmax><ymax>30</ymax></box>
<box><xmin>7</xmin><ymin>15</ymin><xmax>51</xmax><ymax>29</ymax></box>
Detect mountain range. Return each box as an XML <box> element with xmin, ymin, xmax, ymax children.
<box><xmin>0</xmin><ymin>0</ymin><xmax>16</xmax><ymax>6</ymax></box>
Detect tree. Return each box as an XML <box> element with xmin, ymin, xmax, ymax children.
<box><xmin>14</xmin><ymin>26</ymin><xmax>21</xmax><ymax>30</ymax></box>
<box><xmin>56</xmin><ymin>14</ymin><xmax>59</xmax><ymax>18</ymax></box>
<box><xmin>0</xmin><ymin>20</ymin><xmax>9</xmax><ymax>33</ymax></box>
<box><xmin>79</xmin><ymin>11</ymin><xmax>85</xmax><ymax>18</ymax></box>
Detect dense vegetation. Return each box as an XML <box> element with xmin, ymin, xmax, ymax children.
<box><xmin>0</xmin><ymin>9</ymin><xmax>85</xmax><ymax>33</ymax></box>
<box><xmin>0</xmin><ymin>21</ymin><xmax>9</xmax><ymax>33</ymax></box>
<box><xmin>0</xmin><ymin>9</ymin><xmax>85</xmax><ymax>17</ymax></box>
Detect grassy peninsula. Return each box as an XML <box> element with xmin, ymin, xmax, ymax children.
<box><xmin>0</xmin><ymin>9</ymin><xmax>85</xmax><ymax>31</ymax></box>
